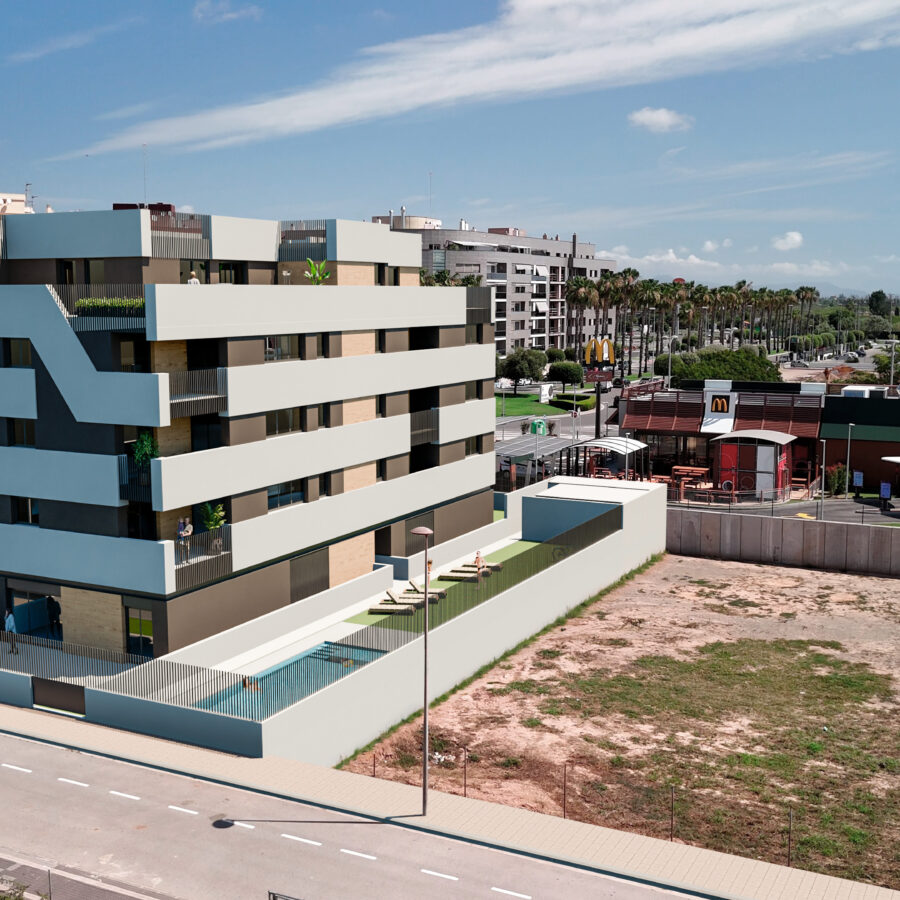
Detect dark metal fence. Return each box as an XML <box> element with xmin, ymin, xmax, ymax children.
<box><xmin>0</xmin><ymin>633</ymin><xmax>145</xmax><ymax>685</ymax></box>
<box><xmin>278</xmin><ymin>219</ymin><xmax>328</xmax><ymax>261</ymax></box>
<box><xmin>48</xmin><ymin>283</ymin><xmax>146</xmax><ymax>332</ymax></box>
<box><xmin>174</xmin><ymin>525</ymin><xmax>233</xmax><ymax>592</ymax></box>
<box><xmin>117</xmin><ymin>454</ymin><xmax>152</xmax><ymax>503</ymax></box>
<box><xmin>150</xmin><ymin>211</ymin><xmax>211</xmax><ymax>259</ymax></box>
<box><xmin>410</xmin><ymin>408</ymin><xmax>439</xmax><ymax>446</ymax></box>
<box><xmin>169</xmin><ymin>367</ymin><xmax>227</xmax><ymax>417</ymax></box>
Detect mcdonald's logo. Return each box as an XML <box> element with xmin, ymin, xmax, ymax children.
<box><xmin>585</xmin><ymin>338</ymin><xmax>615</xmax><ymax>366</ymax></box>
<box><xmin>710</xmin><ymin>395</ymin><xmax>730</xmax><ymax>413</ymax></box>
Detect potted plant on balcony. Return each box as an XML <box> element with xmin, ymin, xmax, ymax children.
<box><xmin>304</xmin><ymin>258</ymin><xmax>331</xmax><ymax>285</ymax></box>
<box><xmin>200</xmin><ymin>502</ymin><xmax>227</xmax><ymax>553</ymax></box>
<box><xmin>132</xmin><ymin>431</ymin><xmax>159</xmax><ymax>484</ymax></box>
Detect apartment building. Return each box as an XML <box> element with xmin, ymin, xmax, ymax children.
<box><xmin>373</xmin><ymin>214</ymin><xmax>616</xmax><ymax>355</ymax></box>
<box><xmin>0</xmin><ymin>208</ymin><xmax>496</xmax><ymax>657</ymax></box>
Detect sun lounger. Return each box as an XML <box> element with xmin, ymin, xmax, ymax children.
<box><xmin>405</xmin><ymin>581</ymin><xmax>447</xmax><ymax>599</ymax></box>
<box><xmin>368</xmin><ymin>602</ymin><xmax>414</xmax><ymax>615</ymax></box>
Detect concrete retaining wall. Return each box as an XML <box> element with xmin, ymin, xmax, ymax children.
<box><xmin>667</xmin><ymin>508</ymin><xmax>900</xmax><ymax>576</ymax></box>
<box><xmin>0</xmin><ymin>670</ymin><xmax>33</xmax><ymax>708</ymax></box>
<box><xmin>261</xmin><ymin>484</ymin><xmax>666</xmax><ymax>766</ymax></box>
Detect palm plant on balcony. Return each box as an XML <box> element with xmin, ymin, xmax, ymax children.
<box><xmin>200</xmin><ymin>502</ymin><xmax>227</xmax><ymax>553</ymax></box>
<box><xmin>305</xmin><ymin>258</ymin><xmax>331</xmax><ymax>285</ymax></box>
<box><xmin>132</xmin><ymin>431</ymin><xmax>159</xmax><ymax>484</ymax></box>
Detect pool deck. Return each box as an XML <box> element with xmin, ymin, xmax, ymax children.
<box><xmin>213</xmin><ymin>530</ymin><xmax>524</xmax><ymax>677</ymax></box>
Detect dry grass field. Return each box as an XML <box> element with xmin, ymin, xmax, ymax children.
<box><xmin>344</xmin><ymin>555</ymin><xmax>900</xmax><ymax>888</ymax></box>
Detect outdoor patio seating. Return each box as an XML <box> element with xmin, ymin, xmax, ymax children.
<box><xmin>406</xmin><ymin>580</ymin><xmax>447</xmax><ymax>599</ymax></box>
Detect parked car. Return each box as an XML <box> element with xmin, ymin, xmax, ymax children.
<box><xmin>857</xmin><ymin>347</ymin><xmax>867</xmax><ymax>356</ymax></box>
<box><xmin>790</xmin><ymin>360</ymin><xmax>810</xmax><ymax>368</ymax></box>
<box><xmin>844</xmin><ymin>352</ymin><xmax>859</xmax><ymax>363</ymax></box>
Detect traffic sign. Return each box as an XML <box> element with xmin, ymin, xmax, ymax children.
<box><xmin>584</xmin><ymin>369</ymin><xmax>612</xmax><ymax>384</ymax></box>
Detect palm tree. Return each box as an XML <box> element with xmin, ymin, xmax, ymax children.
<box><xmin>595</xmin><ymin>270</ymin><xmax>616</xmax><ymax>340</ymax></box>
<box><xmin>616</xmin><ymin>268</ymin><xmax>640</xmax><ymax>374</ymax></box>
<box><xmin>565</xmin><ymin>276</ymin><xmax>598</xmax><ymax>356</ymax></box>
<box><xmin>638</xmin><ymin>278</ymin><xmax>662</xmax><ymax>374</ymax></box>
<box><xmin>796</xmin><ymin>285</ymin><xmax>820</xmax><ymax>340</ymax></box>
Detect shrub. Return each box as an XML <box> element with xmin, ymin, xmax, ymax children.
<box><xmin>563</xmin><ymin>347</ymin><xmax>578</xmax><ymax>362</ymax></box>
<box><xmin>550</xmin><ymin>392</ymin><xmax>596</xmax><ymax>412</ymax></box>
<box><xmin>499</xmin><ymin>756</ymin><xmax>522</xmax><ymax>769</ymax></box>
<box><xmin>546</xmin><ymin>348</ymin><xmax>565</xmax><ymax>362</ymax></box>
<box><xmin>547</xmin><ymin>360</ymin><xmax>584</xmax><ymax>391</ymax></box>
<box><xmin>132</xmin><ymin>431</ymin><xmax>159</xmax><ymax>467</ymax></box>
<box><xmin>827</xmin><ymin>463</ymin><xmax>847</xmax><ymax>496</ymax></box>
<box><xmin>74</xmin><ymin>296</ymin><xmax>145</xmax><ymax>312</ymax></box>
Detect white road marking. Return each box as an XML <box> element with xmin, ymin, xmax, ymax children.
<box><xmin>491</xmin><ymin>889</ymin><xmax>532</xmax><ymax>899</ymax></box>
<box><xmin>109</xmin><ymin>790</ymin><xmax>141</xmax><ymax>800</ymax></box>
<box><xmin>232</xmin><ymin>821</ymin><xmax>255</xmax><ymax>829</ymax></box>
<box><xmin>340</xmin><ymin>848</ymin><xmax>377</xmax><ymax>860</ymax></box>
<box><xmin>1</xmin><ymin>763</ymin><xmax>31</xmax><ymax>773</ymax></box>
<box><xmin>281</xmin><ymin>833</ymin><xmax>321</xmax><ymax>846</ymax></box>
<box><xmin>168</xmin><ymin>805</ymin><xmax>199</xmax><ymax>815</ymax></box>
<box><xmin>421</xmin><ymin>868</ymin><xmax>459</xmax><ymax>881</ymax></box>
<box><xmin>58</xmin><ymin>777</ymin><xmax>89</xmax><ymax>787</ymax></box>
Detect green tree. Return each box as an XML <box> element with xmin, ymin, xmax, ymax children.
<box><xmin>864</xmin><ymin>315</ymin><xmax>892</xmax><ymax>338</ymax></box>
<box><xmin>868</xmin><ymin>289</ymin><xmax>891</xmax><ymax>318</ymax></box>
<box><xmin>498</xmin><ymin>348</ymin><xmax>544</xmax><ymax>394</ymax></box>
<box><xmin>546</xmin><ymin>347</ymin><xmax>565</xmax><ymax>362</ymax></box>
<box><xmin>654</xmin><ymin>346</ymin><xmax>781</xmax><ymax>387</ymax></box>
<box><xmin>565</xmin><ymin>276</ymin><xmax>599</xmax><ymax>353</ymax></box>
<box><xmin>547</xmin><ymin>361</ymin><xmax>584</xmax><ymax>391</ymax></box>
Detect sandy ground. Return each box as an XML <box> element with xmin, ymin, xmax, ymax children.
<box><xmin>346</xmin><ymin>555</ymin><xmax>900</xmax><ymax>885</ymax></box>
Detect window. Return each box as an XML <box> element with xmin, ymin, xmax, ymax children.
<box><xmin>264</xmin><ymin>335</ymin><xmax>301</xmax><ymax>361</ymax></box>
<box><xmin>512</xmin><ymin>301</ymin><xmax>526</xmax><ymax>313</ymax></box>
<box><xmin>495</xmin><ymin>286</ymin><xmax>507</xmax><ymax>299</ymax></box>
<box><xmin>218</xmin><ymin>262</ymin><xmax>247</xmax><ymax>284</ymax></box>
<box><xmin>179</xmin><ymin>260</ymin><xmax>209</xmax><ymax>284</ymax></box>
<box><xmin>514</xmin><ymin>285</ymin><xmax>527</xmax><ymax>294</ymax></box>
<box><xmin>266</xmin><ymin>406</ymin><xmax>303</xmax><ymax>436</ymax></box>
<box><xmin>376</xmin><ymin>459</ymin><xmax>387</xmax><ymax>482</ymax></box>
<box><xmin>316</xmin><ymin>333</ymin><xmax>329</xmax><ymax>359</ymax></box>
<box><xmin>376</xmin><ymin>395</ymin><xmax>387</xmax><ymax>418</ymax></box>
<box><xmin>267</xmin><ymin>479</ymin><xmax>305</xmax><ymax>509</ymax></box>
<box><xmin>465</xmin><ymin>324</ymin><xmax>479</xmax><ymax>344</ymax></box>
<box><xmin>465</xmin><ymin>436</ymin><xmax>480</xmax><ymax>456</ymax></box>
<box><xmin>13</xmin><ymin>497</ymin><xmax>39</xmax><ymax>525</ymax></box>
<box><xmin>85</xmin><ymin>259</ymin><xmax>105</xmax><ymax>285</ymax></box>
<box><xmin>376</xmin><ymin>330</ymin><xmax>386</xmax><ymax>354</ymax></box>
<box><xmin>514</xmin><ymin>321</ymin><xmax>525</xmax><ymax>331</ymax></box>
<box><xmin>7</xmin><ymin>339</ymin><xmax>31</xmax><ymax>368</ymax></box>
<box><xmin>313</xmin><ymin>404</ymin><xmax>331</xmax><ymax>428</ymax></box>
<box><xmin>319</xmin><ymin>473</ymin><xmax>332</xmax><ymax>497</ymax></box>
<box><xmin>126</xmin><ymin>607</ymin><xmax>154</xmax><ymax>657</ymax></box>
<box><xmin>10</xmin><ymin>419</ymin><xmax>35</xmax><ymax>447</ymax></box>
<box><xmin>465</xmin><ymin>381</ymin><xmax>478</xmax><ymax>401</ymax></box>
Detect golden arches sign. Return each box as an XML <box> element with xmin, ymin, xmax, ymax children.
<box><xmin>710</xmin><ymin>395</ymin><xmax>730</xmax><ymax>413</ymax></box>
<box><xmin>584</xmin><ymin>338</ymin><xmax>615</xmax><ymax>366</ymax></box>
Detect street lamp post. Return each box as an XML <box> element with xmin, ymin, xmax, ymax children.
<box><xmin>844</xmin><ymin>423</ymin><xmax>855</xmax><ymax>496</ymax></box>
<box><xmin>818</xmin><ymin>439</ymin><xmax>827</xmax><ymax>520</ymax></box>
<box><xmin>410</xmin><ymin>525</ymin><xmax>434</xmax><ymax>817</ymax></box>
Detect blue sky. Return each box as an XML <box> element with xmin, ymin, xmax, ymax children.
<box><xmin>5</xmin><ymin>0</ymin><xmax>900</xmax><ymax>292</ymax></box>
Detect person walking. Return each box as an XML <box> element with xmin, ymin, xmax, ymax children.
<box><xmin>46</xmin><ymin>595</ymin><xmax>62</xmax><ymax>639</ymax></box>
<box><xmin>187</xmin><ymin>270</ymin><xmax>200</xmax><ymax>285</ymax></box>
<box><xmin>4</xmin><ymin>608</ymin><xmax>18</xmax><ymax>654</ymax></box>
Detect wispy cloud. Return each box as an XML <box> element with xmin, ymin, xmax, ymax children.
<box><xmin>772</xmin><ymin>230</ymin><xmax>804</xmax><ymax>251</ymax></box>
<box><xmin>628</xmin><ymin>107</ymin><xmax>694</xmax><ymax>133</ymax></box>
<box><xmin>7</xmin><ymin>18</ymin><xmax>141</xmax><ymax>64</ymax></box>
<box><xmin>71</xmin><ymin>0</ymin><xmax>900</xmax><ymax>156</ymax></box>
<box><xmin>95</xmin><ymin>101</ymin><xmax>157</xmax><ymax>122</ymax></box>
<box><xmin>193</xmin><ymin>1</ymin><xmax>262</xmax><ymax>24</ymax></box>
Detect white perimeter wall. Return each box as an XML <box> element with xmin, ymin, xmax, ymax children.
<box><xmin>261</xmin><ymin>483</ymin><xmax>666</xmax><ymax>765</ymax></box>
<box><xmin>145</xmin><ymin>284</ymin><xmax>466</xmax><ymax>341</ymax></box>
<box><xmin>331</xmin><ymin>220</ymin><xmax>422</xmax><ymax>268</ymax></box>
<box><xmin>4</xmin><ymin>209</ymin><xmax>149</xmax><ymax>259</ymax></box>
<box><xmin>209</xmin><ymin>215</ymin><xmax>279</xmax><ymax>262</ymax></box>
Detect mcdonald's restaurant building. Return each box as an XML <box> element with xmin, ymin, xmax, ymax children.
<box><xmin>620</xmin><ymin>380</ymin><xmax>825</xmax><ymax>487</ymax></box>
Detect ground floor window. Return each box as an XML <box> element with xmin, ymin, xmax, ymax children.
<box><xmin>126</xmin><ymin>607</ymin><xmax>153</xmax><ymax>657</ymax></box>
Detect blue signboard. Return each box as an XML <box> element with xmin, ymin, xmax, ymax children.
<box><xmin>853</xmin><ymin>470</ymin><xmax>864</xmax><ymax>488</ymax></box>
<box><xmin>880</xmin><ymin>482</ymin><xmax>892</xmax><ymax>500</ymax></box>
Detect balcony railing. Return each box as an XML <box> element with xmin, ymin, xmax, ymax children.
<box><xmin>410</xmin><ymin>409</ymin><xmax>439</xmax><ymax>446</ymax></box>
<box><xmin>486</xmin><ymin>270</ymin><xmax>507</xmax><ymax>281</ymax></box>
<box><xmin>279</xmin><ymin>219</ymin><xmax>328</xmax><ymax>261</ymax></box>
<box><xmin>150</xmin><ymin>211</ymin><xmax>211</xmax><ymax>259</ymax></box>
<box><xmin>118</xmin><ymin>455</ymin><xmax>152</xmax><ymax>504</ymax></box>
<box><xmin>169</xmin><ymin>368</ymin><xmax>227</xmax><ymax>418</ymax></box>
<box><xmin>48</xmin><ymin>284</ymin><xmax>146</xmax><ymax>333</ymax></box>
<box><xmin>174</xmin><ymin>525</ymin><xmax>233</xmax><ymax>593</ymax></box>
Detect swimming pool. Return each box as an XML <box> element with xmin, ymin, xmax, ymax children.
<box><xmin>194</xmin><ymin>640</ymin><xmax>385</xmax><ymax>719</ymax></box>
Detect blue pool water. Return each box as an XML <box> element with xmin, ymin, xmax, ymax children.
<box><xmin>194</xmin><ymin>640</ymin><xmax>385</xmax><ymax>719</ymax></box>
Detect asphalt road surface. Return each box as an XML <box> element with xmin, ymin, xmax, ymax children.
<box><xmin>0</xmin><ymin>732</ymin><xmax>685</xmax><ymax>900</ymax></box>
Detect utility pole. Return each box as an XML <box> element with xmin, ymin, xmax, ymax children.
<box><xmin>818</xmin><ymin>439</ymin><xmax>827</xmax><ymax>520</ymax></box>
<box><xmin>844</xmin><ymin>423</ymin><xmax>855</xmax><ymax>497</ymax></box>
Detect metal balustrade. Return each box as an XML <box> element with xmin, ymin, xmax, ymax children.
<box><xmin>174</xmin><ymin>525</ymin><xmax>233</xmax><ymax>593</ymax></box>
<box><xmin>169</xmin><ymin>367</ymin><xmax>227</xmax><ymax>417</ymax></box>
<box><xmin>118</xmin><ymin>454</ymin><xmax>152</xmax><ymax>503</ymax></box>
<box><xmin>410</xmin><ymin>409</ymin><xmax>439</xmax><ymax>446</ymax></box>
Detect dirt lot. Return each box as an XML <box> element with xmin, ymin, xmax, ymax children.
<box><xmin>344</xmin><ymin>555</ymin><xmax>900</xmax><ymax>888</ymax></box>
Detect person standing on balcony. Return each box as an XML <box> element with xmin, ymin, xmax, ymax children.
<box><xmin>4</xmin><ymin>607</ymin><xmax>17</xmax><ymax>654</ymax></box>
<box><xmin>46</xmin><ymin>595</ymin><xmax>62</xmax><ymax>639</ymax></box>
<box><xmin>188</xmin><ymin>270</ymin><xmax>200</xmax><ymax>285</ymax></box>
<box><xmin>176</xmin><ymin>518</ymin><xmax>186</xmax><ymax>563</ymax></box>
<box><xmin>183</xmin><ymin>518</ymin><xmax>194</xmax><ymax>561</ymax></box>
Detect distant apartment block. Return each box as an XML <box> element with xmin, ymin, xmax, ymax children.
<box><xmin>373</xmin><ymin>213</ymin><xmax>616</xmax><ymax>355</ymax></box>
<box><xmin>0</xmin><ymin>207</ymin><xmax>495</xmax><ymax>656</ymax></box>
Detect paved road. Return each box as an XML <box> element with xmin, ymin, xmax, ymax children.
<box><xmin>674</xmin><ymin>496</ymin><xmax>900</xmax><ymax>525</ymax></box>
<box><xmin>0</xmin><ymin>732</ymin><xmax>683</xmax><ymax>900</ymax></box>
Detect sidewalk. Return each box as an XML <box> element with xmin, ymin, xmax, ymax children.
<box><xmin>1</xmin><ymin>704</ymin><xmax>897</xmax><ymax>900</ymax></box>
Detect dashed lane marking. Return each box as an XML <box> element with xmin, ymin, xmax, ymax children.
<box><xmin>281</xmin><ymin>833</ymin><xmax>322</xmax><ymax>846</ymax></box>
<box><xmin>1</xmin><ymin>763</ymin><xmax>31</xmax><ymax>773</ymax></box>
<box><xmin>421</xmin><ymin>869</ymin><xmax>459</xmax><ymax>881</ymax></box>
<box><xmin>168</xmin><ymin>805</ymin><xmax>199</xmax><ymax>815</ymax></box>
<box><xmin>340</xmin><ymin>848</ymin><xmax>377</xmax><ymax>860</ymax></box>
<box><xmin>58</xmin><ymin>777</ymin><xmax>89</xmax><ymax>787</ymax></box>
<box><xmin>109</xmin><ymin>790</ymin><xmax>141</xmax><ymax>800</ymax></box>
<box><xmin>491</xmin><ymin>889</ymin><xmax>532</xmax><ymax>899</ymax></box>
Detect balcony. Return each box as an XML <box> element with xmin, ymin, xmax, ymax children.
<box><xmin>169</xmin><ymin>368</ymin><xmax>227</xmax><ymax>418</ymax></box>
<box><xmin>175</xmin><ymin>525</ymin><xmax>233</xmax><ymax>593</ymax></box>
<box><xmin>118</xmin><ymin>455</ymin><xmax>152</xmax><ymax>504</ymax></box>
<box><xmin>150</xmin><ymin>211</ymin><xmax>211</xmax><ymax>259</ymax></box>
<box><xmin>486</xmin><ymin>270</ymin><xmax>507</xmax><ymax>282</ymax></box>
<box><xmin>49</xmin><ymin>284</ymin><xmax>146</xmax><ymax>333</ymax></box>
<box><xmin>410</xmin><ymin>408</ymin><xmax>439</xmax><ymax>446</ymax></box>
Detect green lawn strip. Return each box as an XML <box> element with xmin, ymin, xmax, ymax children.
<box><xmin>493</xmin><ymin>509</ymin><xmax>506</xmax><ymax>522</ymax></box>
<box><xmin>344</xmin><ymin>611</ymin><xmax>389</xmax><ymax>626</ymax></box>
<box><xmin>496</xmin><ymin>394</ymin><xmax>559</xmax><ymax>417</ymax></box>
<box><xmin>484</xmin><ymin>540</ymin><xmax>540</xmax><ymax>564</ymax></box>
<box><xmin>335</xmin><ymin>552</ymin><xmax>665</xmax><ymax>767</ymax></box>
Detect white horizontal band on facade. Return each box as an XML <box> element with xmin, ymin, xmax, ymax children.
<box><xmin>230</xmin><ymin>454</ymin><xmax>495</xmax><ymax>571</ymax></box>
<box><xmin>0</xmin><ymin>522</ymin><xmax>174</xmax><ymax>596</ymax></box>
<box><xmin>146</xmin><ymin>284</ymin><xmax>468</xmax><ymax>342</ymax></box>
<box><xmin>0</xmin><ymin>368</ymin><xmax>37</xmax><ymax>419</ymax></box>
<box><xmin>438</xmin><ymin>399</ymin><xmax>494</xmax><ymax>444</ymax></box>
<box><xmin>151</xmin><ymin>415</ymin><xmax>413</xmax><ymax>512</ymax></box>
<box><xmin>0</xmin><ymin>446</ymin><xmax>124</xmax><ymax>507</ymax></box>
<box><xmin>0</xmin><ymin>286</ymin><xmax>170</xmax><ymax>427</ymax></box>
<box><xmin>224</xmin><ymin>343</ymin><xmax>493</xmax><ymax>417</ymax></box>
